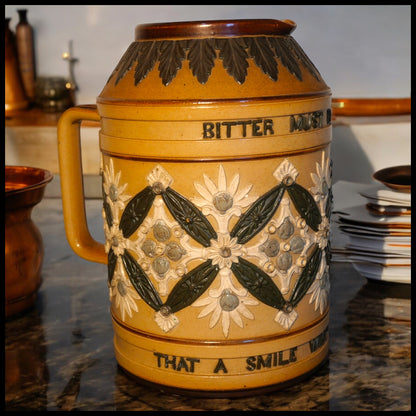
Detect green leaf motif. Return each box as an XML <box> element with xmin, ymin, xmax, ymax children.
<box><xmin>164</xmin><ymin>260</ymin><xmax>219</xmax><ymax>313</ymax></box>
<box><xmin>162</xmin><ymin>187</ymin><xmax>217</xmax><ymax>247</ymax></box>
<box><xmin>109</xmin><ymin>35</ymin><xmax>323</xmax><ymax>87</ymax></box>
<box><xmin>119</xmin><ymin>186</ymin><xmax>155</xmax><ymax>239</ymax></box>
<box><xmin>103</xmin><ymin>199</ymin><xmax>113</xmax><ymax>229</ymax></box>
<box><xmin>158</xmin><ymin>40</ymin><xmax>187</xmax><ymax>86</ymax></box>
<box><xmin>325</xmin><ymin>186</ymin><xmax>333</xmax><ymax>220</ymax></box>
<box><xmin>231</xmin><ymin>183</ymin><xmax>285</xmax><ymax>244</ymax></box>
<box><xmin>231</xmin><ymin>257</ymin><xmax>285</xmax><ymax>310</ymax></box>
<box><xmin>285</xmin><ymin>182</ymin><xmax>321</xmax><ymax>232</ymax></box>
<box><xmin>134</xmin><ymin>41</ymin><xmax>160</xmax><ymax>85</ymax></box>
<box><xmin>216</xmin><ymin>37</ymin><xmax>249</xmax><ymax>84</ymax></box>
<box><xmin>325</xmin><ymin>242</ymin><xmax>331</xmax><ymax>266</ymax></box>
<box><xmin>246</xmin><ymin>36</ymin><xmax>278</xmax><ymax>81</ymax></box>
<box><xmin>121</xmin><ymin>250</ymin><xmax>163</xmax><ymax>311</ymax></box>
<box><xmin>289</xmin><ymin>245</ymin><xmax>322</xmax><ymax>307</ymax></box>
<box><xmin>187</xmin><ymin>38</ymin><xmax>216</xmax><ymax>84</ymax></box>
<box><xmin>108</xmin><ymin>248</ymin><xmax>117</xmax><ymax>284</ymax></box>
<box><xmin>268</xmin><ymin>37</ymin><xmax>302</xmax><ymax>81</ymax></box>
<box><xmin>102</xmin><ymin>182</ymin><xmax>113</xmax><ymax>228</ymax></box>
<box><xmin>113</xmin><ymin>42</ymin><xmax>141</xmax><ymax>85</ymax></box>
<box><xmin>286</xmin><ymin>37</ymin><xmax>321</xmax><ymax>80</ymax></box>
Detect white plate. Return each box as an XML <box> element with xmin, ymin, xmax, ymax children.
<box><xmin>332</xmin><ymin>181</ymin><xmax>411</xmax><ymax>285</ymax></box>
<box><xmin>359</xmin><ymin>184</ymin><xmax>411</xmax><ymax>207</ymax></box>
<box><xmin>346</xmin><ymin>254</ymin><xmax>410</xmax><ymax>265</ymax></box>
<box><xmin>344</xmin><ymin>242</ymin><xmax>410</xmax><ymax>257</ymax></box>
<box><xmin>339</xmin><ymin>225</ymin><xmax>410</xmax><ymax>237</ymax></box>
<box><xmin>351</xmin><ymin>262</ymin><xmax>411</xmax><ymax>284</ymax></box>
<box><xmin>337</xmin><ymin>205</ymin><xmax>411</xmax><ymax>227</ymax></box>
<box><xmin>365</xmin><ymin>203</ymin><xmax>411</xmax><ymax>216</ymax></box>
<box><xmin>346</xmin><ymin>231</ymin><xmax>411</xmax><ymax>246</ymax></box>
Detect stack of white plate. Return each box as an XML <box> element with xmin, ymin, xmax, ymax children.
<box><xmin>336</xmin><ymin>184</ymin><xmax>411</xmax><ymax>284</ymax></box>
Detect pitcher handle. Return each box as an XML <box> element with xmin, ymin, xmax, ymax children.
<box><xmin>57</xmin><ymin>104</ymin><xmax>107</xmax><ymax>264</ymax></box>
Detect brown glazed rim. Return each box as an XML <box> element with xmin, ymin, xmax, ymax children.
<box><xmin>5</xmin><ymin>165</ymin><xmax>53</xmax><ymax>196</ymax></box>
<box><xmin>332</xmin><ymin>97</ymin><xmax>411</xmax><ymax>117</ymax></box>
<box><xmin>135</xmin><ymin>19</ymin><xmax>296</xmax><ymax>40</ymax></box>
<box><xmin>372</xmin><ymin>164</ymin><xmax>411</xmax><ymax>193</ymax></box>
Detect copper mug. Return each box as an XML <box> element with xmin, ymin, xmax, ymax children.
<box><xmin>57</xmin><ymin>19</ymin><xmax>332</xmax><ymax>395</ymax></box>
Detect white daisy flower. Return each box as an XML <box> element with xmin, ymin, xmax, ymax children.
<box><xmin>206</xmin><ymin>233</ymin><xmax>243</xmax><ymax>269</ymax></box>
<box><xmin>307</xmin><ymin>258</ymin><xmax>330</xmax><ymax>315</ymax></box>
<box><xmin>310</xmin><ymin>152</ymin><xmax>331</xmax><ymax>206</ymax></box>
<box><xmin>193</xmin><ymin>269</ymin><xmax>258</xmax><ymax>338</ymax></box>
<box><xmin>102</xmin><ymin>158</ymin><xmax>131</xmax><ymax>221</ymax></box>
<box><xmin>193</xmin><ymin>164</ymin><xmax>257</xmax><ymax>214</ymax></box>
<box><xmin>315</xmin><ymin>216</ymin><xmax>330</xmax><ymax>251</ymax></box>
<box><xmin>109</xmin><ymin>262</ymin><xmax>140</xmax><ymax>321</ymax></box>
<box><xmin>104</xmin><ymin>222</ymin><xmax>129</xmax><ymax>256</ymax></box>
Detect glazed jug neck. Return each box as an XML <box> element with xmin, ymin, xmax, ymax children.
<box><xmin>135</xmin><ymin>19</ymin><xmax>297</xmax><ymax>40</ymax></box>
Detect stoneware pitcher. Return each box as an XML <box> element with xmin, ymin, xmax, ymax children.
<box><xmin>57</xmin><ymin>19</ymin><xmax>332</xmax><ymax>396</ymax></box>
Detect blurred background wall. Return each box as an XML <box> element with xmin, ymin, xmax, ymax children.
<box><xmin>5</xmin><ymin>5</ymin><xmax>411</xmax><ymax>104</ymax></box>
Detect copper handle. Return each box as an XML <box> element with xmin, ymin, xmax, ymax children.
<box><xmin>331</xmin><ymin>97</ymin><xmax>410</xmax><ymax>117</ymax></box>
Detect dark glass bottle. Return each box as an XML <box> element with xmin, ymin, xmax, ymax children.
<box><xmin>16</xmin><ymin>9</ymin><xmax>36</xmax><ymax>102</ymax></box>
<box><xmin>5</xmin><ymin>17</ymin><xmax>28</xmax><ymax>112</ymax></box>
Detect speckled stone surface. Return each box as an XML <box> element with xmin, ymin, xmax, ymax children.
<box><xmin>5</xmin><ymin>197</ymin><xmax>411</xmax><ymax>411</ymax></box>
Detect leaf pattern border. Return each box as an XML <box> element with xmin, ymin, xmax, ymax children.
<box><xmin>108</xmin><ymin>35</ymin><xmax>321</xmax><ymax>86</ymax></box>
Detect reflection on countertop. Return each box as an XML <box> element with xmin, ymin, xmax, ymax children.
<box><xmin>5</xmin><ymin>197</ymin><xmax>411</xmax><ymax>411</ymax></box>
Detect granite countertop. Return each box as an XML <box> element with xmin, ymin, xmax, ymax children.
<box><xmin>5</xmin><ymin>196</ymin><xmax>411</xmax><ymax>411</ymax></box>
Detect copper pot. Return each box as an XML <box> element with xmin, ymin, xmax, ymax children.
<box><xmin>5</xmin><ymin>166</ymin><xmax>53</xmax><ymax>317</ymax></box>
